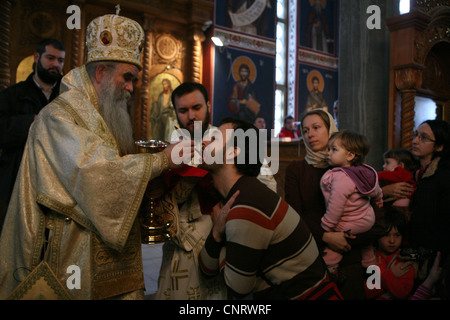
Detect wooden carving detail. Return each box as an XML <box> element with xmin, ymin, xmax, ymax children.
<box><xmin>139</xmin><ymin>22</ymin><xmax>185</xmax><ymax>140</ymax></box>
<box><xmin>155</xmin><ymin>34</ymin><xmax>178</xmax><ymax>61</ymax></box>
<box><xmin>414</xmin><ymin>38</ymin><xmax>425</xmax><ymax>64</ymax></box>
<box><xmin>395</xmin><ymin>66</ymin><xmax>424</xmax><ymax>150</ymax></box>
<box><xmin>69</xmin><ymin>1</ymin><xmax>85</xmax><ymax>70</ymax></box>
<box><xmin>138</xmin><ymin>17</ymin><xmax>153</xmax><ymax>140</ymax></box>
<box><xmin>422</xmin><ymin>48</ymin><xmax>450</xmax><ymax>98</ymax></box>
<box><xmin>0</xmin><ymin>0</ymin><xmax>12</xmax><ymax>89</ymax></box>
<box><xmin>389</xmin><ymin>1</ymin><xmax>450</xmax><ymax>149</ymax></box>
<box><xmin>400</xmin><ymin>90</ymin><xmax>417</xmax><ymax>150</ymax></box>
<box><xmin>394</xmin><ymin>67</ymin><xmax>424</xmax><ymax>91</ymax></box>
<box><xmin>153</xmin><ymin>33</ymin><xmax>181</xmax><ymax>67</ymax></box>
<box><xmin>191</xmin><ymin>26</ymin><xmax>205</xmax><ymax>83</ymax></box>
<box><xmin>414</xmin><ymin>0</ymin><xmax>450</xmax><ymax>12</ymax></box>
<box><xmin>415</xmin><ymin>23</ymin><xmax>450</xmax><ymax>64</ymax></box>
<box><xmin>70</xmin><ymin>23</ymin><xmax>86</xmax><ymax>70</ymax></box>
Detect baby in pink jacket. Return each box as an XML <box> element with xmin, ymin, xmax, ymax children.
<box><xmin>321</xmin><ymin>130</ymin><xmax>383</xmax><ymax>275</ymax></box>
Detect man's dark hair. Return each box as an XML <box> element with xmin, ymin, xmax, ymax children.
<box><xmin>284</xmin><ymin>115</ymin><xmax>294</xmax><ymax>125</ymax></box>
<box><xmin>220</xmin><ymin>117</ymin><xmax>263</xmax><ymax>177</ymax></box>
<box><xmin>239</xmin><ymin>63</ymin><xmax>250</xmax><ymax>72</ymax></box>
<box><xmin>36</xmin><ymin>38</ymin><xmax>66</xmax><ymax>55</ymax></box>
<box><xmin>171</xmin><ymin>82</ymin><xmax>209</xmax><ymax>107</ymax></box>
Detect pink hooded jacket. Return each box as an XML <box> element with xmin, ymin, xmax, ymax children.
<box><xmin>320</xmin><ymin>164</ymin><xmax>383</xmax><ymax>234</ymax></box>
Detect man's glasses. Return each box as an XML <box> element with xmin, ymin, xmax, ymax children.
<box><xmin>413</xmin><ymin>131</ymin><xmax>436</xmax><ymax>143</ymax></box>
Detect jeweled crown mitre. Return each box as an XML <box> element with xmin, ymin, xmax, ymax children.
<box><xmin>85</xmin><ymin>13</ymin><xmax>144</xmax><ymax>69</ymax></box>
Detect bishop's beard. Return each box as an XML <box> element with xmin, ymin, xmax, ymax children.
<box><xmin>97</xmin><ymin>77</ymin><xmax>135</xmax><ymax>156</ymax></box>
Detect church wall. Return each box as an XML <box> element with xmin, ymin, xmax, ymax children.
<box><xmin>339</xmin><ymin>0</ymin><xmax>399</xmax><ymax>170</ymax></box>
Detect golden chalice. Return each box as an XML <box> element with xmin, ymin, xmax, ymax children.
<box><xmin>136</xmin><ymin>139</ymin><xmax>172</xmax><ymax>244</ymax></box>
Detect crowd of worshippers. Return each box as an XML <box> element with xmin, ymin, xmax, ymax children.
<box><xmin>0</xmin><ymin>12</ymin><xmax>449</xmax><ymax>300</ymax></box>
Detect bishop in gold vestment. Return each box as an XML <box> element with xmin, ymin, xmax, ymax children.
<box><xmin>0</xmin><ymin>13</ymin><xmax>179</xmax><ymax>300</ymax></box>
<box><xmin>0</xmin><ymin>64</ymin><xmax>171</xmax><ymax>300</ymax></box>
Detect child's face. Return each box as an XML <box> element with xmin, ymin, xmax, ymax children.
<box><xmin>378</xmin><ymin>226</ymin><xmax>402</xmax><ymax>256</ymax></box>
<box><xmin>327</xmin><ymin>138</ymin><xmax>353</xmax><ymax>167</ymax></box>
<box><xmin>382</xmin><ymin>157</ymin><xmax>400</xmax><ymax>172</ymax></box>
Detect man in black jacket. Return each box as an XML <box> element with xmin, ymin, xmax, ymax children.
<box><xmin>0</xmin><ymin>38</ymin><xmax>65</xmax><ymax>229</ymax></box>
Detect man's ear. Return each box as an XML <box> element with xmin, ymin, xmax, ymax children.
<box><xmin>225</xmin><ymin>146</ymin><xmax>240</xmax><ymax>162</ymax></box>
<box><xmin>435</xmin><ymin>144</ymin><xmax>444</xmax><ymax>153</ymax></box>
<box><xmin>94</xmin><ymin>64</ymin><xmax>108</xmax><ymax>84</ymax></box>
<box><xmin>33</xmin><ymin>52</ymin><xmax>40</xmax><ymax>64</ymax></box>
<box><xmin>234</xmin><ymin>146</ymin><xmax>241</xmax><ymax>159</ymax></box>
<box><xmin>398</xmin><ymin>162</ymin><xmax>405</xmax><ymax>169</ymax></box>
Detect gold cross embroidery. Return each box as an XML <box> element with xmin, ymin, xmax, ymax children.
<box><xmin>170</xmin><ymin>259</ymin><xmax>188</xmax><ymax>290</ymax></box>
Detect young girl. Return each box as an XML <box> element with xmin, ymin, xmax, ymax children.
<box><xmin>378</xmin><ymin>148</ymin><xmax>419</xmax><ymax>220</ymax></box>
<box><xmin>365</xmin><ymin>207</ymin><xmax>417</xmax><ymax>300</ymax></box>
<box><xmin>320</xmin><ymin>130</ymin><xmax>383</xmax><ymax>274</ymax></box>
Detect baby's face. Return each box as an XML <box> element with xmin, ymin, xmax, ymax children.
<box><xmin>382</xmin><ymin>157</ymin><xmax>400</xmax><ymax>172</ymax></box>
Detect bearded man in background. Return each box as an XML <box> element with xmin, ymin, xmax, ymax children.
<box><xmin>0</xmin><ymin>38</ymin><xmax>65</xmax><ymax>229</ymax></box>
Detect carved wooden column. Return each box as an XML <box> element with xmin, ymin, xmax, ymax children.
<box><xmin>0</xmin><ymin>0</ymin><xmax>12</xmax><ymax>90</ymax></box>
<box><xmin>386</xmin><ymin>8</ymin><xmax>431</xmax><ymax>149</ymax></box>
<box><xmin>138</xmin><ymin>15</ymin><xmax>153</xmax><ymax>140</ymax></box>
<box><xmin>190</xmin><ymin>25</ymin><xmax>205</xmax><ymax>83</ymax></box>
<box><xmin>70</xmin><ymin>0</ymin><xmax>86</xmax><ymax>70</ymax></box>
<box><xmin>394</xmin><ymin>64</ymin><xmax>424</xmax><ymax>150</ymax></box>
<box><xmin>188</xmin><ymin>0</ymin><xmax>213</xmax><ymax>83</ymax></box>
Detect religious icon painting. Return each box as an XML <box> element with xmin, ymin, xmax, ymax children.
<box><xmin>212</xmin><ymin>46</ymin><xmax>275</xmax><ymax>132</ymax></box>
<box><xmin>147</xmin><ymin>73</ymin><xmax>181</xmax><ymax>142</ymax></box>
<box><xmin>214</xmin><ymin>0</ymin><xmax>276</xmax><ymax>39</ymax></box>
<box><xmin>298</xmin><ymin>64</ymin><xmax>338</xmax><ymax>116</ymax></box>
<box><xmin>100</xmin><ymin>30</ymin><xmax>113</xmax><ymax>45</ymax></box>
<box><xmin>299</xmin><ymin>0</ymin><xmax>338</xmax><ymax>55</ymax></box>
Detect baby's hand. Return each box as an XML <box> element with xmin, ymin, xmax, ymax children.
<box><xmin>376</xmin><ymin>198</ymin><xmax>383</xmax><ymax>208</ymax></box>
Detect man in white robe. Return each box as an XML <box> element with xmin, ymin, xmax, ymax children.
<box><xmin>152</xmin><ymin>82</ymin><xmax>276</xmax><ymax>299</ymax></box>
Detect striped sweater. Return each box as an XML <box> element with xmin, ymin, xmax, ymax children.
<box><xmin>199</xmin><ymin>176</ymin><xmax>329</xmax><ymax>299</ymax></box>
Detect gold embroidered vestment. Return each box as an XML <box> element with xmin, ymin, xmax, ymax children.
<box><xmin>0</xmin><ymin>66</ymin><xmax>169</xmax><ymax>300</ymax></box>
